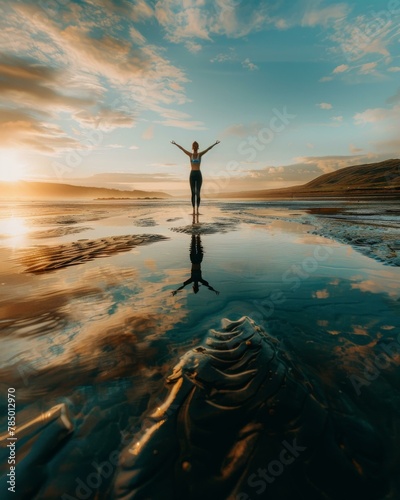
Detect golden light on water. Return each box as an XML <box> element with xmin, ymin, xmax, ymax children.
<box><xmin>0</xmin><ymin>150</ymin><xmax>26</xmax><ymax>182</ymax></box>
<box><xmin>0</xmin><ymin>216</ymin><xmax>28</xmax><ymax>247</ymax></box>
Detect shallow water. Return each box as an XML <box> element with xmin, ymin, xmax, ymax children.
<box><xmin>0</xmin><ymin>199</ymin><xmax>400</xmax><ymax>498</ymax></box>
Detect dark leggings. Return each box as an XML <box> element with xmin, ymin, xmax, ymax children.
<box><xmin>189</xmin><ymin>170</ymin><xmax>202</xmax><ymax>208</ymax></box>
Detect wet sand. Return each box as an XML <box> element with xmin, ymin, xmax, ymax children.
<box><xmin>17</xmin><ymin>234</ymin><xmax>168</xmax><ymax>273</ymax></box>
<box><xmin>236</xmin><ymin>200</ymin><xmax>400</xmax><ymax>267</ymax></box>
<box><xmin>0</xmin><ymin>198</ymin><xmax>399</xmax><ymax>499</ymax></box>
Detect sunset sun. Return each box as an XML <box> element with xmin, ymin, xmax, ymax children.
<box><xmin>0</xmin><ymin>150</ymin><xmax>26</xmax><ymax>182</ymax></box>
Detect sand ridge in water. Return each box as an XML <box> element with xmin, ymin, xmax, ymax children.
<box><xmin>30</xmin><ymin>212</ymin><xmax>111</xmax><ymax>226</ymax></box>
<box><xmin>131</xmin><ymin>217</ymin><xmax>158</xmax><ymax>227</ymax></box>
<box><xmin>32</xmin><ymin>226</ymin><xmax>92</xmax><ymax>239</ymax></box>
<box><xmin>170</xmin><ymin>217</ymin><xmax>241</xmax><ymax>235</ymax></box>
<box><xmin>16</xmin><ymin>234</ymin><xmax>169</xmax><ymax>273</ymax></box>
<box><xmin>311</xmin><ymin>222</ymin><xmax>400</xmax><ymax>266</ymax></box>
<box><xmin>303</xmin><ymin>207</ymin><xmax>400</xmax><ymax>266</ymax></box>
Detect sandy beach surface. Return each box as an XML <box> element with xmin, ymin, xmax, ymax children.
<box><xmin>0</xmin><ymin>198</ymin><xmax>399</xmax><ymax>499</ymax></box>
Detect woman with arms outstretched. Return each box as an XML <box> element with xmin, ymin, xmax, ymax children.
<box><xmin>171</xmin><ymin>139</ymin><xmax>220</xmax><ymax>215</ymax></box>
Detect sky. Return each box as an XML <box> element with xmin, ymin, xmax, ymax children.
<box><xmin>0</xmin><ymin>0</ymin><xmax>399</xmax><ymax>195</ymax></box>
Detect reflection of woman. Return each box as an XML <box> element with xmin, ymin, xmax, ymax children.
<box><xmin>171</xmin><ymin>140</ymin><xmax>220</xmax><ymax>215</ymax></box>
<box><xmin>172</xmin><ymin>234</ymin><xmax>219</xmax><ymax>295</ymax></box>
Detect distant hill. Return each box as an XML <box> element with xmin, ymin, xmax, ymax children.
<box><xmin>216</xmin><ymin>159</ymin><xmax>400</xmax><ymax>199</ymax></box>
<box><xmin>0</xmin><ymin>181</ymin><xmax>172</xmax><ymax>200</ymax></box>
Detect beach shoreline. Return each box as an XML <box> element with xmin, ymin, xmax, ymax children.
<box><xmin>0</xmin><ymin>198</ymin><xmax>399</xmax><ymax>498</ymax></box>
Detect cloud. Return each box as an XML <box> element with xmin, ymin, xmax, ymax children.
<box><xmin>221</xmin><ymin>154</ymin><xmax>384</xmax><ymax>191</ymax></box>
<box><xmin>55</xmin><ymin>171</ymin><xmax>185</xmax><ymax>193</ymax></box>
<box><xmin>17</xmin><ymin>6</ymin><xmax>152</xmax><ymax>84</ymax></box>
<box><xmin>301</xmin><ymin>3</ymin><xmax>349</xmax><ymax>27</ymax></box>
<box><xmin>0</xmin><ymin>108</ymin><xmax>83</xmax><ymax>153</ymax></box>
<box><xmin>329</xmin><ymin>12</ymin><xmax>399</xmax><ymax>62</ymax></box>
<box><xmin>155</xmin><ymin>0</ymin><xmax>270</xmax><ymax>46</ymax></box>
<box><xmin>185</xmin><ymin>41</ymin><xmax>202</xmax><ymax>53</ymax></box>
<box><xmin>292</xmin><ymin>154</ymin><xmax>381</xmax><ymax>174</ymax></box>
<box><xmin>242</xmin><ymin>58</ymin><xmax>259</xmax><ymax>71</ymax></box>
<box><xmin>74</xmin><ymin>108</ymin><xmax>136</xmax><ymax>131</ymax></box>
<box><xmin>129</xmin><ymin>145</ymin><xmax>139</xmax><ymax>150</ymax></box>
<box><xmin>269</xmin><ymin>2</ymin><xmax>350</xmax><ymax>30</ymax></box>
<box><xmin>221</xmin><ymin>122</ymin><xmax>265</xmax><ymax>138</ymax></box>
<box><xmin>243</xmin><ymin>163</ymin><xmax>324</xmax><ymax>183</ymax></box>
<box><xmin>374</xmin><ymin>137</ymin><xmax>400</xmax><ymax>155</ymax></box>
<box><xmin>83</xmin><ymin>0</ymin><xmax>154</xmax><ymax>22</ymax></box>
<box><xmin>353</xmin><ymin>106</ymin><xmax>400</xmax><ymax>125</ymax></box>
<box><xmin>0</xmin><ymin>1</ymin><xmax>203</xmax><ymax>151</ymax></box>
<box><xmin>359</xmin><ymin>62</ymin><xmax>377</xmax><ymax>74</ymax></box>
<box><xmin>349</xmin><ymin>144</ymin><xmax>363</xmax><ymax>154</ymax></box>
<box><xmin>332</xmin><ymin>115</ymin><xmax>343</xmax><ymax>122</ymax></box>
<box><xmin>333</xmin><ymin>64</ymin><xmax>349</xmax><ymax>73</ymax></box>
<box><xmin>319</xmin><ymin>76</ymin><xmax>333</xmax><ymax>82</ymax></box>
<box><xmin>41</xmin><ymin>171</ymin><xmax>189</xmax><ymax>194</ymax></box>
<box><xmin>0</xmin><ymin>0</ymin><xmax>216</xmax><ymax>153</ymax></box>
<box><xmin>275</xmin><ymin>19</ymin><xmax>289</xmax><ymax>30</ymax></box>
<box><xmin>155</xmin><ymin>119</ymin><xmax>206</xmax><ymax>130</ymax></box>
<box><xmin>210</xmin><ymin>49</ymin><xmax>236</xmax><ymax>64</ymax></box>
<box><xmin>317</xmin><ymin>102</ymin><xmax>333</xmax><ymax>109</ymax></box>
<box><xmin>150</xmin><ymin>162</ymin><xmax>178</xmax><ymax>168</ymax></box>
<box><xmin>73</xmin><ymin>172</ymin><xmax>177</xmax><ymax>184</ymax></box>
<box><xmin>210</xmin><ymin>48</ymin><xmax>259</xmax><ymax>73</ymax></box>
<box><xmin>353</xmin><ymin>109</ymin><xmax>383</xmax><ymax>125</ymax></box>
<box><xmin>353</xmin><ymin>100</ymin><xmax>400</xmax><ymax>155</ymax></box>
<box><xmin>388</xmin><ymin>66</ymin><xmax>400</xmax><ymax>72</ymax></box>
<box><xmin>0</xmin><ymin>55</ymin><xmax>95</xmax><ymax>112</ymax></box>
<box><xmin>155</xmin><ymin>2</ymin><xmax>213</xmax><ymax>44</ymax></box>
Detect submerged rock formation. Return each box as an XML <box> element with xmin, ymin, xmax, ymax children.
<box><xmin>113</xmin><ymin>317</ymin><xmax>388</xmax><ymax>500</ymax></box>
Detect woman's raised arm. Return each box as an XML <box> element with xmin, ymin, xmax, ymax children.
<box><xmin>171</xmin><ymin>140</ymin><xmax>191</xmax><ymax>156</ymax></box>
<box><xmin>200</xmin><ymin>140</ymin><xmax>220</xmax><ymax>156</ymax></box>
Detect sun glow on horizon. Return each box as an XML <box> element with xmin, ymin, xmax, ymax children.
<box><xmin>0</xmin><ymin>150</ymin><xmax>27</xmax><ymax>182</ymax></box>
